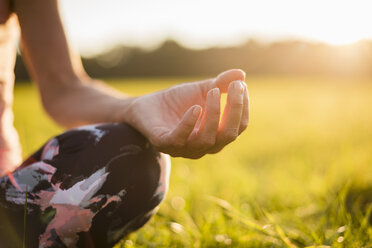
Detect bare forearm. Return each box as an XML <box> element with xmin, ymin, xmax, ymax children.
<box><xmin>41</xmin><ymin>78</ymin><xmax>134</xmax><ymax>128</ymax></box>
<box><xmin>0</xmin><ymin>16</ymin><xmax>22</xmax><ymax>173</ymax></box>
<box><xmin>0</xmin><ymin>90</ymin><xmax>22</xmax><ymax>175</ymax></box>
<box><xmin>13</xmin><ymin>0</ymin><xmax>135</xmax><ymax>128</ymax></box>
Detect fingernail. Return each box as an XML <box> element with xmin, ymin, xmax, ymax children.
<box><xmin>232</xmin><ymin>81</ymin><xmax>244</xmax><ymax>104</ymax></box>
<box><xmin>212</xmin><ymin>88</ymin><xmax>220</xmax><ymax>98</ymax></box>
<box><xmin>193</xmin><ymin>106</ymin><xmax>201</xmax><ymax>116</ymax></box>
<box><xmin>233</xmin><ymin>81</ymin><xmax>244</xmax><ymax>93</ymax></box>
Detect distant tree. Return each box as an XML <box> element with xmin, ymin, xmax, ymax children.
<box><xmin>14</xmin><ymin>39</ymin><xmax>372</xmax><ymax>82</ymax></box>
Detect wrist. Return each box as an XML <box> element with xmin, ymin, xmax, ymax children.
<box><xmin>0</xmin><ymin>124</ymin><xmax>20</xmax><ymax>148</ymax></box>
<box><xmin>113</xmin><ymin>96</ymin><xmax>138</xmax><ymax>126</ymax></box>
<box><xmin>0</xmin><ymin>147</ymin><xmax>22</xmax><ymax>175</ymax></box>
<box><xmin>0</xmin><ymin>127</ymin><xmax>22</xmax><ymax>175</ymax></box>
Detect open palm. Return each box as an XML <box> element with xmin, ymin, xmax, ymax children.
<box><xmin>126</xmin><ymin>69</ymin><xmax>249</xmax><ymax>159</ymax></box>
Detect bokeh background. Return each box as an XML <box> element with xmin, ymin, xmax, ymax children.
<box><xmin>14</xmin><ymin>0</ymin><xmax>372</xmax><ymax>247</ymax></box>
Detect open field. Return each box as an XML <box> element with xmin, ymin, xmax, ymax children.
<box><xmin>14</xmin><ymin>77</ymin><xmax>372</xmax><ymax>247</ymax></box>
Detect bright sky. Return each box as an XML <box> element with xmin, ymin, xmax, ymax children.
<box><xmin>59</xmin><ymin>0</ymin><xmax>372</xmax><ymax>55</ymax></box>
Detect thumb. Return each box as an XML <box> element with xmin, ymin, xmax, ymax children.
<box><xmin>213</xmin><ymin>69</ymin><xmax>246</xmax><ymax>92</ymax></box>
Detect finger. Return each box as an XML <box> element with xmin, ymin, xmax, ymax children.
<box><xmin>167</xmin><ymin>105</ymin><xmax>202</xmax><ymax>147</ymax></box>
<box><xmin>212</xmin><ymin>69</ymin><xmax>246</xmax><ymax>92</ymax></box>
<box><xmin>198</xmin><ymin>69</ymin><xmax>246</xmax><ymax>95</ymax></box>
<box><xmin>209</xmin><ymin>80</ymin><xmax>244</xmax><ymax>153</ymax></box>
<box><xmin>189</xmin><ymin>88</ymin><xmax>220</xmax><ymax>148</ymax></box>
<box><xmin>239</xmin><ymin>82</ymin><xmax>249</xmax><ymax>134</ymax></box>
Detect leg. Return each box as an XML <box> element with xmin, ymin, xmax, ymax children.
<box><xmin>0</xmin><ymin>123</ymin><xmax>171</xmax><ymax>248</ymax></box>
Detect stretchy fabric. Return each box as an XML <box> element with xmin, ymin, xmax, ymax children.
<box><xmin>0</xmin><ymin>123</ymin><xmax>170</xmax><ymax>248</ymax></box>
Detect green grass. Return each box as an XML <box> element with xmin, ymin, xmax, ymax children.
<box><xmin>14</xmin><ymin>77</ymin><xmax>372</xmax><ymax>247</ymax></box>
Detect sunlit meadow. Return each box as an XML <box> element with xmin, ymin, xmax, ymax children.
<box><xmin>14</xmin><ymin>77</ymin><xmax>372</xmax><ymax>247</ymax></box>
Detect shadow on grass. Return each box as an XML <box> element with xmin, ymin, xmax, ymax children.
<box><xmin>345</xmin><ymin>183</ymin><xmax>372</xmax><ymax>225</ymax></box>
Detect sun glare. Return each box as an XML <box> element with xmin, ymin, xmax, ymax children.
<box><xmin>318</xmin><ymin>36</ymin><xmax>362</xmax><ymax>46</ymax></box>
<box><xmin>301</xmin><ymin>25</ymin><xmax>367</xmax><ymax>46</ymax></box>
<box><xmin>59</xmin><ymin>0</ymin><xmax>372</xmax><ymax>54</ymax></box>
<box><xmin>291</xmin><ymin>0</ymin><xmax>371</xmax><ymax>46</ymax></box>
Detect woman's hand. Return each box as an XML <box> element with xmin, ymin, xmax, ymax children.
<box><xmin>9</xmin><ymin>0</ymin><xmax>249</xmax><ymax>160</ymax></box>
<box><xmin>125</xmin><ymin>69</ymin><xmax>249</xmax><ymax>159</ymax></box>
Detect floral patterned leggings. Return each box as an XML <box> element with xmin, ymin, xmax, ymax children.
<box><xmin>0</xmin><ymin>123</ymin><xmax>170</xmax><ymax>248</ymax></box>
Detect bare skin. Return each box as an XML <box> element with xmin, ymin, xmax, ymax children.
<box><xmin>0</xmin><ymin>0</ymin><xmax>249</xmax><ymax>174</ymax></box>
<box><xmin>0</xmin><ymin>13</ymin><xmax>22</xmax><ymax>174</ymax></box>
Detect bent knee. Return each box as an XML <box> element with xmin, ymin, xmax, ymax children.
<box><xmin>80</xmin><ymin>123</ymin><xmax>171</xmax><ymax>206</ymax></box>
<box><xmin>76</xmin><ymin>124</ymin><xmax>171</xmax><ymax>245</ymax></box>
<box><xmin>52</xmin><ymin>123</ymin><xmax>170</xmax><ymax>201</ymax></box>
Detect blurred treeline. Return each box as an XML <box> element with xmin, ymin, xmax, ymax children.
<box><xmin>14</xmin><ymin>39</ymin><xmax>372</xmax><ymax>81</ymax></box>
